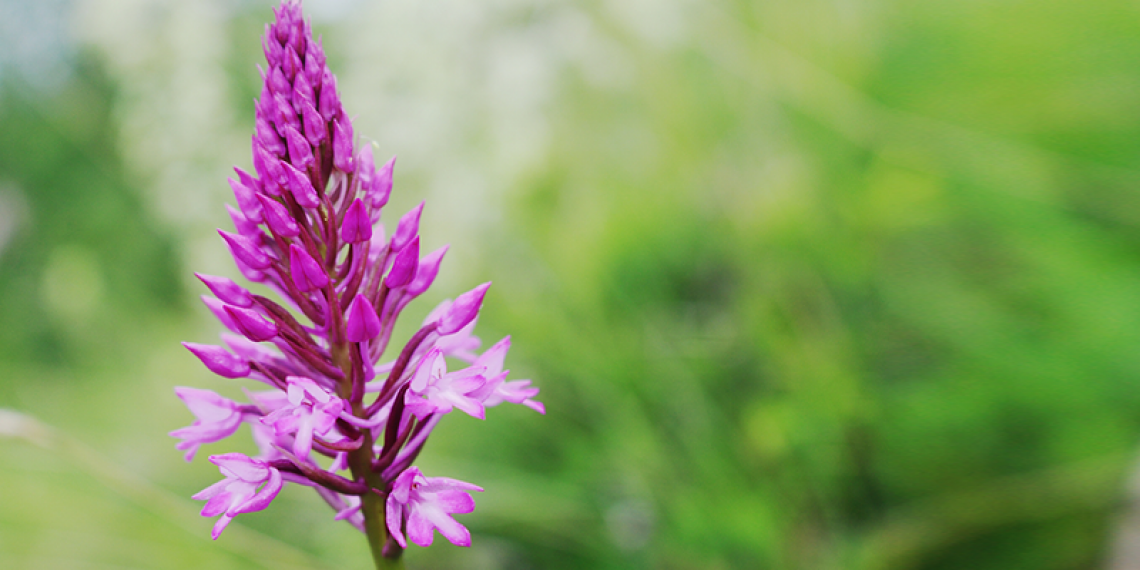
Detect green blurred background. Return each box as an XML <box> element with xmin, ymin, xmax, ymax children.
<box><xmin>2</xmin><ymin>0</ymin><xmax>1140</xmax><ymax>568</ymax></box>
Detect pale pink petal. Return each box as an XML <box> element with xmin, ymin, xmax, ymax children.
<box><xmin>293</xmin><ymin>415</ymin><xmax>314</xmax><ymax>458</ymax></box>
<box><xmin>448</xmin><ymin>394</ymin><xmax>485</xmax><ymax>420</ymax></box>
<box><xmin>424</xmin><ymin>477</ymin><xmax>484</xmax><ymax>493</ymax></box>
<box><xmin>211</xmin><ymin>454</ymin><xmax>269</xmax><ymax>481</ymax></box>
<box><xmin>424</xmin><ymin>507</ymin><xmax>471</xmax><ymax>547</ymax></box>
<box><xmin>192</xmin><ymin>478</ymin><xmax>230</xmax><ymax>502</ymax></box>
<box><xmin>176</xmin><ymin>388</ymin><xmax>235</xmax><ymax>421</ymax></box>
<box><xmin>386</xmin><ymin>498</ymin><xmax>407</xmax><ymax>548</ymax></box>
<box><xmin>406</xmin><ymin>508</ymin><xmax>436</xmax><ymax>547</ymax></box>
<box><xmin>238</xmin><ymin>467</ymin><xmax>283</xmax><ymax>513</ymax></box>
<box><xmin>433</xmin><ymin>490</ymin><xmax>476</xmax><ymax>514</ymax></box>
<box><xmin>211</xmin><ymin>514</ymin><xmax>235</xmax><ymax>540</ymax></box>
<box><xmin>201</xmin><ymin>491</ymin><xmax>233</xmax><ymax>517</ymax></box>
<box><xmin>473</xmin><ymin>336</ymin><xmax>510</xmax><ymax>377</ymax></box>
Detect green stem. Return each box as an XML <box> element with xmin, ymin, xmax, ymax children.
<box><xmin>348</xmin><ymin>432</ymin><xmax>405</xmax><ymax>570</ymax></box>
<box><xmin>359</xmin><ymin>487</ymin><xmax>404</xmax><ymax>570</ymax></box>
<box><xmin>334</xmin><ymin>339</ymin><xmax>406</xmax><ymax>569</ymax></box>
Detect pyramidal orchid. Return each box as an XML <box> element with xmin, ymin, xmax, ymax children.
<box><xmin>171</xmin><ymin>3</ymin><xmax>542</xmax><ymax>567</ymax></box>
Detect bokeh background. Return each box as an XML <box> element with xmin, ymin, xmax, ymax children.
<box><xmin>2</xmin><ymin>0</ymin><xmax>1140</xmax><ymax>568</ymax></box>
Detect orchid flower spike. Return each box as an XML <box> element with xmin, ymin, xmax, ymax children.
<box><xmin>172</xmin><ymin>1</ymin><xmax>540</xmax><ymax>562</ymax></box>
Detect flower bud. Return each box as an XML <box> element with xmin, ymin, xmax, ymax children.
<box><xmin>262</xmin><ymin>24</ymin><xmax>283</xmax><ymax>66</ymax></box>
<box><xmin>372</xmin><ymin>155</ymin><xmax>395</xmax><ymax>209</ymax></box>
<box><xmin>202</xmin><ymin>296</ymin><xmax>240</xmax><ymax>333</ymax></box>
<box><xmin>385</xmin><ymin>236</ymin><xmax>419</xmax><ymax>289</ymax></box>
<box><xmin>282</xmin><ymin>161</ymin><xmax>319</xmax><ymax>208</ymax></box>
<box><xmin>256</xmin><ymin>116</ymin><xmax>286</xmax><ymax>157</ymax></box>
<box><xmin>332</xmin><ymin>119</ymin><xmax>353</xmax><ymax>172</ymax></box>
<box><xmin>183</xmin><ymin>342</ymin><xmax>251</xmax><ymax>379</ymax></box>
<box><xmin>226</xmin><ymin>205</ymin><xmax>260</xmax><ymax>238</ymax></box>
<box><xmin>273</xmin><ymin>93</ymin><xmax>299</xmax><ymax>131</ymax></box>
<box><xmin>319</xmin><ymin>68</ymin><xmax>339</xmax><ymax>121</ymax></box>
<box><xmin>438</xmin><ymin>282</ymin><xmax>490</xmax><ymax>335</ymax></box>
<box><xmin>407</xmin><ymin>245</ymin><xmax>448</xmax><ymax>297</ymax></box>
<box><xmin>253</xmin><ymin>138</ymin><xmax>286</xmax><ymax>194</ymax></box>
<box><xmin>225</xmin><ymin>305</ymin><xmax>279</xmax><ymax>342</ymax></box>
<box><xmin>270</xmin><ymin>66</ymin><xmax>290</xmax><ymax>95</ymax></box>
<box><xmin>229</xmin><ymin>170</ymin><xmax>263</xmax><ymax>222</ymax></box>
<box><xmin>305</xmin><ymin>39</ymin><xmax>324</xmax><ymax>86</ymax></box>
<box><xmin>299</xmin><ymin>99</ymin><xmax>326</xmax><ymax>147</ymax></box>
<box><xmin>340</xmin><ymin>199</ymin><xmax>372</xmax><ymax>244</ymax></box>
<box><xmin>284</xmin><ymin>48</ymin><xmax>303</xmax><ymax>83</ymax></box>
<box><xmin>292</xmin><ymin>71</ymin><xmax>314</xmax><ymax>108</ymax></box>
<box><xmin>356</xmin><ymin>144</ymin><xmax>375</xmax><ymax>189</ymax></box>
<box><xmin>195</xmin><ymin>273</ymin><xmax>253</xmax><ymax>307</ymax></box>
<box><xmin>345</xmin><ymin>294</ymin><xmax>381</xmax><ymax>342</ymax></box>
<box><xmin>256</xmin><ymin>195</ymin><xmax>299</xmax><ymax>238</ymax></box>
<box><xmin>390</xmin><ymin>202</ymin><xmax>423</xmax><ymax>252</ymax></box>
<box><xmin>283</xmin><ymin>124</ymin><xmax>314</xmax><ymax>170</ymax></box>
<box><xmin>219</xmin><ymin>229</ymin><xmax>271</xmax><ymax>270</ymax></box>
<box><xmin>289</xmin><ymin>244</ymin><xmax>328</xmax><ymax>292</ymax></box>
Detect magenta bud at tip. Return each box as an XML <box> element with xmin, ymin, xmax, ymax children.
<box><xmin>255</xmin><ymin>116</ymin><xmax>286</xmax><ymax>157</ymax></box>
<box><xmin>289</xmin><ymin>244</ymin><xmax>328</xmax><ymax>292</ymax></box>
<box><xmin>282</xmin><ymin>161</ymin><xmax>319</xmax><ymax>208</ymax></box>
<box><xmin>226</xmin><ymin>204</ymin><xmax>260</xmax><ymax>238</ymax></box>
<box><xmin>340</xmin><ymin>110</ymin><xmax>354</xmax><ymax>140</ymax></box>
<box><xmin>234</xmin><ymin>166</ymin><xmax>262</xmax><ymax>193</ymax></box>
<box><xmin>225</xmin><ymin>305</ymin><xmax>278</xmax><ymax>342</ymax></box>
<box><xmin>202</xmin><ymin>296</ymin><xmax>240</xmax><ymax>333</ymax></box>
<box><xmin>332</xmin><ymin>119</ymin><xmax>353</xmax><ymax>172</ymax></box>
<box><xmin>251</xmin><ymin>136</ymin><xmax>270</xmax><ymax>184</ymax></box>
<box><xmin>219</xmin><ymin>229</ymin><xmax>272</xmax><ymax>270</ymax></box>
<box><xmin>305</xmin><ymin>46</ymin><xmax>323</xmax><ymax>87</ymax></box>
<box><xmin>282</xmin><ymin>124</ymin><xmax>314</xmax><ymax>171</ymax></box>
<box><xmin>269</xmin><ymin>66</ymin><xmax>290</xmax><ymax>95</ymax></box>
<box><xmin>292</xmin><ymin>68</ymin><xmax>314</xmax><ymax>107</ymax></box>
<box><xmin>263</xmin><ymin>24</ymin><xmax>283</xmax><ymax>65</ymax></box>
<box><xmin>284</xmin><ymin>44</ymin><xmax>303</xmax><ymax>81</ymax></box>
<box><xmin>345</xmin><ymin>294</ymin><xmax>381</xmax><ymax>343</ymax></box>
<box><xmin>195</xmin><ymin>273</ymin><xmax>253</xmax><ymax>308</ymax></box>
<box><xmin>256</xmin><ymin>194</ymin><xmax>300</xmax><ymax>238</ymax></box>
<box><xmin>274</xmin><ymin>93</ymin><xmax>298</xmax><ymax>131</ymax></box>
<box><xmin>234</xmin><ymin>166</ymin><xmax>263</xmax><ymax>192</ymax></box>
<box><xmin>340</xmin><ymin>199</ymin><xmax>372</xmax><ymax>244</ymax></box>
<box><xmin>369</xmin><ymin>222</ymin><xmax>387</xmax><ymax>250</ymax></box>
<box><xmin>234</xmin><ymin>261</ymin><xmax>265</xmax><ymax>284</ymax></box>
<box><xmin>252</xmin><ymin>139</ymin><xmax>285</xmax><ymax>195</ymax></box>
<box><xmin>256</xmin><ymin>83</ymin><xmax>273</xmax><ymax>114</ymax></box>
<box><xmin>407</xmin><ymin>245</ymin><xmax>448</xmax><ymax>297</ymax></box>
<box><xmin>390</xmin><ymin>202</ymin><xmax>423</xmax><ymax>252</ymax></box>
<box><xmin>372</xmin><ymin>155</ymin><xmax>395</xmax><ymax>209</ymax></box>
<box><xmin>299</xmin><ymin>99</ymin><xmax>326</xmax><ymax>147</ymax></box>
<box><xmin>229</xmin><ymin>172</ymin><xmax>263</xmax><ymax>223</ymax></box>
<box><xmin>231</xmin><ymin>185</ymin><xmax>264</xmax><ymax>223</ymax></box>
<box><xmin>318</xmin><ymin>69</ymin><xmax>339</xmax><ymax>121</ymax></box>
<box><xmin>438</xmin><ymin>282</ymin><xmax>491</xmax><ymax>335</ymax></box>
<box><xmin>183</xmin><ymin>342</ymin><xmax>251</xmax><ymax>379</ymax></box>
<box><xmin>356</xmin><ymin>144</ymin><xmax>375</xmax><ymax>189</ymax></box>
<box><xmin>272</xmin><ymin>91</ymin><xmax>296</xmax><ymax>125</ymax></box>
<box><xmin>385</xmin><ymin>236</ymin><xmax>419</xmax><ymax>289</ymax></box>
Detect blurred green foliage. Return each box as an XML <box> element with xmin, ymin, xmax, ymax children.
<box><xmin>0</xmin><ymin>55</ymin><xmax>184</xmax><ymax>369</ymax></box>
<box><xmin>4</xmin><ymin>1</ymin><xmax>1140</xmax><ymax>569</ymax></box>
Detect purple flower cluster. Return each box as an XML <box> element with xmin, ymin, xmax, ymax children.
<box><xmin>171</xmin><ymin>1</ymin><xmax>542</xmax><ymax>559</ymax></box>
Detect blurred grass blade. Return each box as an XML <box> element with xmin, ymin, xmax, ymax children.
<box><xmin>0</xmin><ymin>408</ymin><xmax>331</xmax><ymax>570</ymax></box>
